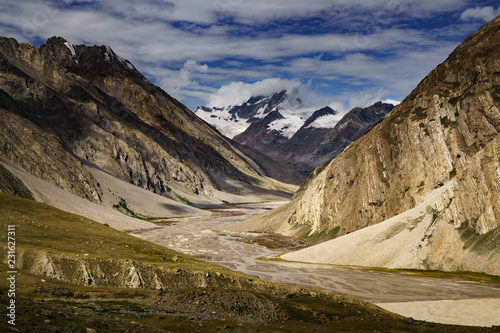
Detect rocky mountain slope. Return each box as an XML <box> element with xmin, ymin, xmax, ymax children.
<box><xmin>0</xmin><ymin>36</ymin><xmax>293</xmax><ymax>209</ymax></box>
<box><xmin>233</xmin><ymin>110</ymin><xmax>292</xmax><ymax>155</ymax></box>
<box><xmin>263</xmin><ymin>102</ymin><xmax>394</xmax><ymax>175</ymax></box>
<box><xmin>228</xmin><ymin>16</ymin><xmax>500</xmax><ymax>275</ymax></box>
<box><xmin>273</xmin><ymin>102</ymin><xmax>394</xmax><ymax>169</ymax></box>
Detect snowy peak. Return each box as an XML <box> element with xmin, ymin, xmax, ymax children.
<box><xmin>267</xmin><ymin>109</ymin><xmax>305</xmax><ymax>139</ymax></box>
<box><xmin>302</xmin><ymin>106</ymin><xmax>339</xmax><ymax>129</ymax></box>
<box><xmin>195</xmin><ymin>88</ymin><xmax>304</xmax><ymax>139</ymax></box>
<box><xmin>233</xmin><ymin>110</ymin><xmax>291</xmax><ymax>155</ymax></box>
<box><xmin>43</xmin><ymin>37</ymin><xmax>140</xmax><ymax>76</ymax></box>
<box><xmin>102</xmin><ymin>45</ymin><xmax>139</xmax><ymax>73</ymax></box>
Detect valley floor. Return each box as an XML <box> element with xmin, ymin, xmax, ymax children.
<box><xmin>131</xmin><ymin>202</ymin><xmax>500</xmax><ymax>328</ymax></box>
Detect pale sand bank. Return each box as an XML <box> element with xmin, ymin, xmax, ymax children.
<box><xmin>280</xmin><ymin>183</ymin><xmax>452</xmax><ymax>268</ymax></box>
<box><xmin>377</xmin><ymin>298</ymin><xmax>500</xmax><ymax>327</ymax></box>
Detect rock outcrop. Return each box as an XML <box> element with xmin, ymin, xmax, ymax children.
<box><xmin>0</xmin><ymin>161</ymin><xmax>33</xmax><ymax>199</ymax></box>
<box><xmin>229</xmin><ymin>16</ymin><xmax>500</xmax><ymax>275</ymax></box>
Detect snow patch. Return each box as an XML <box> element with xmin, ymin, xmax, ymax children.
<box><xmin>195</xmin><ymin>106</ymin><xmax>250</xmax><ymax>139</ymax></box>
<box><xmin>267</xmin><ymin>111</ymin><xmax>304</xmax><ymax>139</ymax></box>
<box><xmin>116</xmin><ymin>54</ymin><xmax>136</xmax><ymax>71</ymax></box>
<box><xmin>64</xmin><ymin>41</ymin><xmax>76</xmax><ymax>57</ymax></box>
<box><xmin>104</xmin><ymin>46</ymin><xmax>112</xmax><ymax>62</ymax></box>
<box><xmin>208</xmin><ymin>78</ymin><xmax>302</xmax><ymax>107</ymax></box>
<box><xmin>306</xmin><ymin>114</ymin><xmax>343</xmax><ymax>129</ymax></box>
<box><xmin>64</xmin><ymin>41</ymin><xmax>78</xmax><ymax>64</ymax></box>
<box><xmin>104</xmin><ymin>46</ymin><xmax>136</xmax><ymax>71</ymax></box>
<box><xmin>382</xmin><ymin>99</ymin><xmax>400</xmax><ymax>106</ymax></box>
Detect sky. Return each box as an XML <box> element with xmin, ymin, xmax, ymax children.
<box><xmin>0</xmin><ymin>1</ymin><xmax>499</xmax><ymax>113</ymax></box>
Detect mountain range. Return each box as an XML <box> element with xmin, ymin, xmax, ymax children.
<box><xmin>1</xmin><ymin>17</ymin><xmax>500</xmax><ymax>331</ymax></box>
<box><xmin>197</xmin><ymin>91</ymin><xmax>394</xmax><ymax>179</ymax></box>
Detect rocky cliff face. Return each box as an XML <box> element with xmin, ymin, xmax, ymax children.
<box><xmin>229</xmin><ymin>16</ymin><xmax>500</xmax><ymax>274</ymax></box>
<box><xmin>0</xmin><ymin>161</ymin><xmax>33</xmax><ymax>199</ymax></box>
<box><xmin>0</xmin><ymin>36</ymin><xmax>284</xmax><ymax>202</ymax></box>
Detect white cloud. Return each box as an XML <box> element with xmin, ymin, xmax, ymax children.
<box><xmin>54</xmin><ymin>0</ymin><xmax>467</xmax><ymax>27</ymax></box>
<box><xmin>169</xmin><ymin>0</ymin><xmax>468</xmax><ymax>24</ymax></box>
<box><xmin>157</xmin><ymin>59</ymin><xmax>209</xmax><ymax>100</ymax></box>
<box><xmin>0</xmin><ymin>2</ymin><xmax>469</xmax><ymax>66</ymax></box>
<box><xmin>346</xmin><ymin>87</ymin><xmax>388</xmax><ymax>110</ymax></box>
<box><xmin>0</xmin><ymin>0</ymin><xmax>483</xmax><ymax>111</ymax></box>
<box><xmin>286</xmin><ymin>41</ymin><xmax>456</xmax><ymax>100</ymax></box>
<box><xmin>182</xmin><ymin>59</ymin><xmax>208</xmax><ymax>73</ymax></box>
<box><xmin>461</xmin><ymin>6</ymin><xmax>500</xmax><ymax>22</ymax></box>
<box><xmin>327</xmin><ymin>101</ymin><xmax>349</xmax><ymax>113</ymax></box>
<box><xmin>208</xmin><ymin>78</ymin><xmax>302</xmax><ymax>107</ymax></box>
<box><xmin>383</xmin><ymin>99</ymin><xmax>401</xmax><ymax>106</ymax></box>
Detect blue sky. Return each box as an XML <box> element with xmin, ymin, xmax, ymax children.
<box><xmin>1</xmin><ymin>1</ymin><xmax>499</xmax><ymax>113</ymax></box>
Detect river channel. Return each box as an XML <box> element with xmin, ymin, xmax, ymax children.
<box><xmin>131</xmin><ymin>202</ymin><xmax>500</xmax><ymax>327</ymax></box>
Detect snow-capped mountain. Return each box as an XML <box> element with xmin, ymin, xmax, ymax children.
<box><xmin>196</xmin><ymin>89</ymin><xmax>394</xmax><ymax>181</ymax></box>
<box><xmin>234</xmin><ymin>101</ymin><xmax>394</xmax><ymax>180</ymax></box>
<box><xmin>273</xmin><ymin>102</ymin><xmax>395</xmax><ymax>171</ymax></box>
<box><xmin>195</xmin><ymin>89</ymin><xmax>308</xmax><ymax>139</ymax></box>
<box><xmin>302</xmin><ymin>106</ymin><xmax>341</xmax><ymax>129</ymax></box>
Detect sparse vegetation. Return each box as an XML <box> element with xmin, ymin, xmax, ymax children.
<box><xmin>411</xmin><ymin>107</ymin><xmax>428</xmax><ymax>121</ymax></box>
<box><xmin>291</xmin><ymin>221</ymin><xmax>341</xmax><ymax>244</ymax></box>
<box><xmin>174</xmin><ymin>192</ymin><xmax>193</xmax><ymax>205</ymax></box>
<box><xmin>440</xmin><ymin>116</ymin><xmax>457</xmax><ymax>128</ymax></box>
<box><xmin>380</xmin><ymin>121</ymin><xmax>398</xmax><ymax>146</ymax></box>
<box><xmin>245</xmin><ymin>232</ymin><xmax>307</xmax><ymax>251</ymax></box>
<box><xmin>449</xmin><ymin>167</ymin><xmax>457</xmax><ymax>179</ymax></box>
<box><xmin>112</xmin><ymin>197</ymin><xmax>150</xmax><ymax>219</ymax></box>
<box><xmin>371</xmin><ymin>148</ymin><xmax>390</xmax><ymax>187</ymax></box>
<box><xmin>0</xmin><ymin>192</ymin><xmax>447</xmax><ymax>332</ymax></box>
<box><xmin>457</xmin><ymin>220</ymin><xmax>477</xmax><ymax>242</ymax></box>
<box><xmin>0</xmin><ymin>193</ymin><xmax>190</xmax><ymax>265</ymax></box>
<box><xmin>464</xmin><ymin>224</ymin><xmax>500</xmax><ymax>254</ymax></box>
